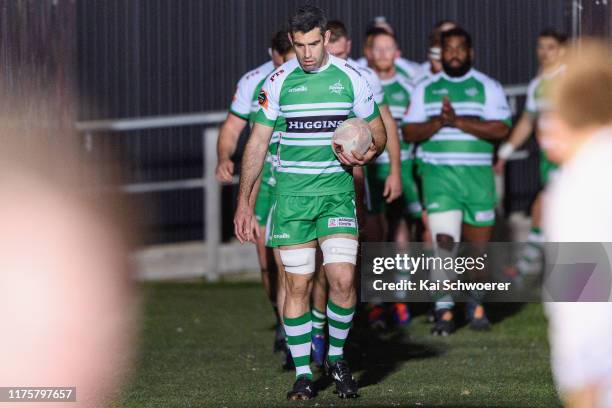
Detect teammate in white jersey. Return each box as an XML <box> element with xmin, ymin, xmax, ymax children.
<box><xmin>541</xmin><ymin>41</ymin><xmax>612</xmax><ymax>408</ymax></box>
<box><xmin>216</xmin><ymin>30</ymin><xmax>293</xmax><ymax>356</ymax></box>
<box><xmin>495</xmin><ymin>28</ymin><xmax>567</xmax><ymax>278</ymax></box>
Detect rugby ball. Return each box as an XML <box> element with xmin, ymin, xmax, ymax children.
<box><xmin>332</xmin><ymin>118</ymin><xmax>372</xmax><ymax>159</ymax></box>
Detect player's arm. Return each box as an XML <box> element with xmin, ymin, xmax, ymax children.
<box><xmin>454</xmin><ymin>117</ymin><xmax>509</xmax><ymax>141</ymax></box>
<box><xmin>216</xmin><ymin>113</ymin><xmax>248</xmax><ymax>182</ymax></box>
<box><xmin>234</xmin><ymin>122</ymin><xmax>273</xmax><ymax>243</ymax></box>
<box><xmin>456</xmin><ymin>79</ymin><xmax>512</xmax><ymax>141</ymax></box>
<box><xmin>494</xmin><ymin>111</ymin><xmax>535</xmax><ymax>173</ymax></box>
<box><xmin>379</xmin><ymin>105</ymin><xmax>402</xmax><ymax>202</ymax></box>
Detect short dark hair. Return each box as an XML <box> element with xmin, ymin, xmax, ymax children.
<box><xmin>539</xmin><ymin>28</ymin><xmax>568</xmax><ymax>45</ymax></box>
<box><xmin>327</xmin><ymin>20</ymin><xmax>349</xmax><ymax>42</ymax></box>
<box><xmin>288</xmin><ymin>5</ymin><xmax>327</xmax><ymax>36</ymax></box>
<box><xmin>370</xmin><ymin>28</ymin><xmax>397</xmax><ymax>45</ymax></box>
<box><xmin>271</xmin><ymin>29</ymin><xmax>293</xmax><ymax>56</ymax></box>
<box><xmin>441</xmin><ymin>27</ymin><xmax>472</xmax><ymax>49</ymax></box>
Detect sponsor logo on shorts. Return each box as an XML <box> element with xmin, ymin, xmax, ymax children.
<box><xmin>329</xmin><ymin>80</ymin><xmax>344</xmax><ymax>94</ymax></box>
<box><xmin>465</xmin><ymin>87</ymin><xmax>479</xmax><ymax>97</ymax></box>
<box><xmin>273</xmin><ymin>232</ymin><xmax>290</xmax><ymax>239</ymax></box>
<box><xmin>328</xmin><ymin>217</ymin><xmax>356</xmax><ymax>228</ymax></box>
<box><xmin>475</xmin><ymin>210</ymin><xmax>495</xmax><ymax>222</ymax></box>
<box><xmin>288</xmin><ymin>85</ymin><xmax>308</xmax><ymax>93</ymax></box>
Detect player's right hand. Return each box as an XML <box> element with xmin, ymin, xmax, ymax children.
<box><xmin>493</xmin><ymin>159</ymin><xmax>506</xmax><ymax>175</ymax></box>
<box><xmin>234</xmin><ymin>204</ymin><xmax>259</xmax><ymax>244</ymax></box>
<box><xmin>216</xmin><ymin>158</ymin><xmax>234</xmax><ymax>183</ymax></box>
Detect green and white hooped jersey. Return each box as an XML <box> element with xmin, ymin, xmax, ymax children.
<box><xmin>255</xmin><ymin>55</ymin><xmax>380</xmax><ymax>196</ymax></box>
<box><xmin>229</xmin><ymin>60</ymin><xmax>275</xmax><ymax>121</ymax></box>
<box><xmin>402</xmin><ymin>68</ymin><xmax>511</xmax><ymax>167</ymax></box>
<box><xmin>525</xmin><ymin>65</ymin><xmax>566</xmax><ymax>119</ymax></box>
<box><xmin>377</xmin><ymin>74</ymin><xmax>413</xmax><ymax>164</ymax></box>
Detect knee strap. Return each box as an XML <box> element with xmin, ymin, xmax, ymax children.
<box><xmin>320</xmin><ymin>238</ymin><xmax>358</xmax><ymax>265</ymax></box>
<box><xmin>279</xmin><ymin>248</ymin><xmax>316</xmax><ymax>275</ymax></box>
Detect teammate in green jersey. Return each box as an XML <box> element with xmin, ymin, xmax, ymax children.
<box><xmin>494</xmin><ymin>28</ymin><xmax>567</xmax><ymax>277</ymax></box>
<box><xmin>234</xmin><ymin>5</ymin><xmax>387</xmax><ymax>400</ymax></box>
<box><xmin>402</xmin><ymin>27</ymin><xmax>511</xmax><ymax>335</ymax></box>
<box><xmin>216</xmin><ymin>30</ymin><xmax>294</xmax><ymax>355</ymax></box>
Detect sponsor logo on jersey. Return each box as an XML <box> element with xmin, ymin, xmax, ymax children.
<box><xmin>328</xmin><ymin>217</ymin><xmax>356</xmax><ymax>228</ymax></box>
<box><xmin>392</xmin><ymin>92</ymin><xmax>406</xmax><ymax>102</ymax></box>
<box><xmin>273</xmin><ymin>232</ymin><xmax>290</xmax><ymax>239</ymax></box>
<box><xmin>258</xmin><ymin>89</ymin><xmax>269</xmax><ymax>109</ymax></box>
<box><xmin>245</xmin><ymin>69</ymin><xmax>260</xmax><ymax>81</ymax></box>
<box><xmin>288</xmin><ymin>85</ymin><xmax>308</xmax><ymax>93</ymax></box>
<box><xmin>329</xmin><ymin>80</ymin><xmax>344</xmax><ymax>94</ymax></box>
<box><xmin>465</xmin><ymin>87</ymin><xmax>479</xmax><ymax>97</ymax></box>
<box><xmin>286</xmin><ymin>118</ymin><xmax>345</xmax><ymax>131</ymax></box>
<box><xmin>427</xmin><ymin>202</ymin><xmax>440</xmax><ymax>210</ymax></box>
<box><xmin>432</xmin><ymin>88</ymin><xmax>449</xmax><ymax>95</ymax></box>
<box><xmin>270</xmin><ymin>69</ymin><xmax>284</xmax><ymax>82</ymax></box>
<box><xmin>475</xmin><ymin>210</ymin><xmax>495</xmax><ymax>222</ymax></box>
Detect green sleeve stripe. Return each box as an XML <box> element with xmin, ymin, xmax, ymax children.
<box><xmin>229</xmin><ymin>109</ymin><xmax>249</xmax><ymax>120</ymax></box>
<box><xmin>364</xmin><ymin>103</ymin><xmax>381</xmax><ymax>123</ymax></box>
<box><xmin>254</xmin><ymin>110</ymin><xmax>276</xmax><ymax>127</ymax></box>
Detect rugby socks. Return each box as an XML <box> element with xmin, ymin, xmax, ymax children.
<box><xmin>311</xmin><ymin>307</ymin><xmax>326</xmax><ymax>336</ymax></box>
<box><xmin>517</xmin><ymin>227</ymin><xmax>545</xmax><ymax>275</ymax></box>
<box><xmin>326</xmin><ymin>300</ymin><xmax>355</xmax><ymax>363</ymax></box>
<box><xmin>283</xmin><ymin>312</ymin><xmax>313</xmax><ymax>380</ymax></box>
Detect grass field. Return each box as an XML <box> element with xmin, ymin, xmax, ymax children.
<box><xmin>116</xmin><ymin>282</ymin><xmax>561</xmax><ymax>407</ymax></box>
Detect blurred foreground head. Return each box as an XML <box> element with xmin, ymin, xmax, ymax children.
<box><xmin>0</xmin><ymin>89</ymin><xmax>138</xmax><ymax>406</ymax></box>
<box><xmin>541</xmin><ymin>39</ymin><xmax>612</xmax><ymax>163</ymax></box>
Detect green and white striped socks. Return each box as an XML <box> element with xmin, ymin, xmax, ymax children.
<box><xmin>326</xmin><ymin>301</ymin><xmax>355</xmax><ymax>363</ymax></box>
<box><xmin>283</xmin><ymin>312</ymin><xmax>313</xmax><ymax>379</ymax></box>
<box><xmin>311</xmin><ymin>307</ymin><xmax>326</xmax><ymax>336</ymax></box>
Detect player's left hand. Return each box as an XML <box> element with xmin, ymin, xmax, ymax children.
<box><xmin>441</xmin><ymin>96</ymin><xmax>456</xmax><ymax>126</ymax></box>
<box><xmin>383</xmin><ymin>171</ymin><xmax>402</xmax><ymax>203</ymax></box>
<box><xmin>336</xmin><ymin>142</ymin><xmax>377</xmax><ymax>166</ymax></box>
<box><xmin>234</xmin><ymin>204</ymin><xmax>259</xmax><ymax>244</ymax></box>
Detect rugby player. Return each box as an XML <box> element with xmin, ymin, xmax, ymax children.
<box><xmin>402</xmin><ymin>27</ymin><xmax>511</xmax><ymax>335</ymax></box>
<box><xmin>369</xmin><ymin>28</ymin><xmax>425</xmax><ymax>326</ymax></box>
<box><xmin>216</xmin><ymin>30</ymin><xmax>294</xmax><ymax>355</ymax></box>
<box><xmin>234</xmin><ymin>5</ymin><xmax>387</xmax><ymax>400</ymax></box>
<box><xmin>356</xmin><ymin>18</ymin><xmax>421</xmax><ymax>82</ymax></box>
<box><xmin>305</xmin><ymin>19</ymin><xmax>400</xmax><ymax>364</ymax></box>
<box><xmin>541</xmin><ymin>40</ymin><xmax>612</xmax><ymax>408</ymax></box>
<box><xmin>495</xmin><ymin>28</ymin><xmax>567</xmax><ymax>277</ymax></box>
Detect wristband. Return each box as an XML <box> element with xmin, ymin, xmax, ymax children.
<box><xmin>497</xmin><ymin>142</ymin><xmax>516</xmax><ymax>160</ymax></box>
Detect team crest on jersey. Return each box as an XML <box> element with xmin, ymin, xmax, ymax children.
<box><xmin>258</xmin><ymin>89</ymin><xmax>269</xmax><ymax>109</ymax></box>
<box><xmin>329</xmin><ymin>80</ymin><xmax>344</xmax><ymax>94</ymax></box>
<box><xmin>465</xmin><ymin>87</ymin><xmax>479</xmax><ymax>97</ymax></box>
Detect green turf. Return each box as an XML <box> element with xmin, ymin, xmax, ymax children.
<box><xmin>115</xmin><ymin>282</ymin><xmax>561</xmax><ymax>407</ymax></box>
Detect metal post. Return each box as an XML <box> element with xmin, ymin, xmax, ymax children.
<box><xmin>204</xmin><ymin>127</ymin><xmax>221</xmax><ymax>282</ymax></box>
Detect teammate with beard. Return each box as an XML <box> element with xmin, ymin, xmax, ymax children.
<box><xmin>216</xmin><ymin>30</ymin><xmax>294</xmax><ymax>357</ymax></box>
<box><xmin>402</xmin><ymin>28</ymin><xmax>511</xmax><ymax>335</ymax></box>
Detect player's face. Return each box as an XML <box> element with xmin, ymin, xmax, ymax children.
<box><xmin>325</xmin><ymin>37</ymin><xmax>350</xmax><ymax>60</ymax></box>
<box><xmin>291</xmin><ymin>28</ymin><xmax>330</xmax><ymax>72</ymax></box>
<box><xmin>442</xmin><ymin>35</ymin><xmax>472</xmax><ymax>77</ymax></box>
<box><xmin>537</xmin><ymin>37</ymin><xmax>565</xmax><ymax>69</ymax></box>
<box><xmin>363</xmin><ymin>35</ymin><xmax>374</xmax><ymax>66</ymax></box>
<box><xmin>371</xmin><ymin>34</ymin><xmax>398</xmax><ymax>72</ymax></box>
